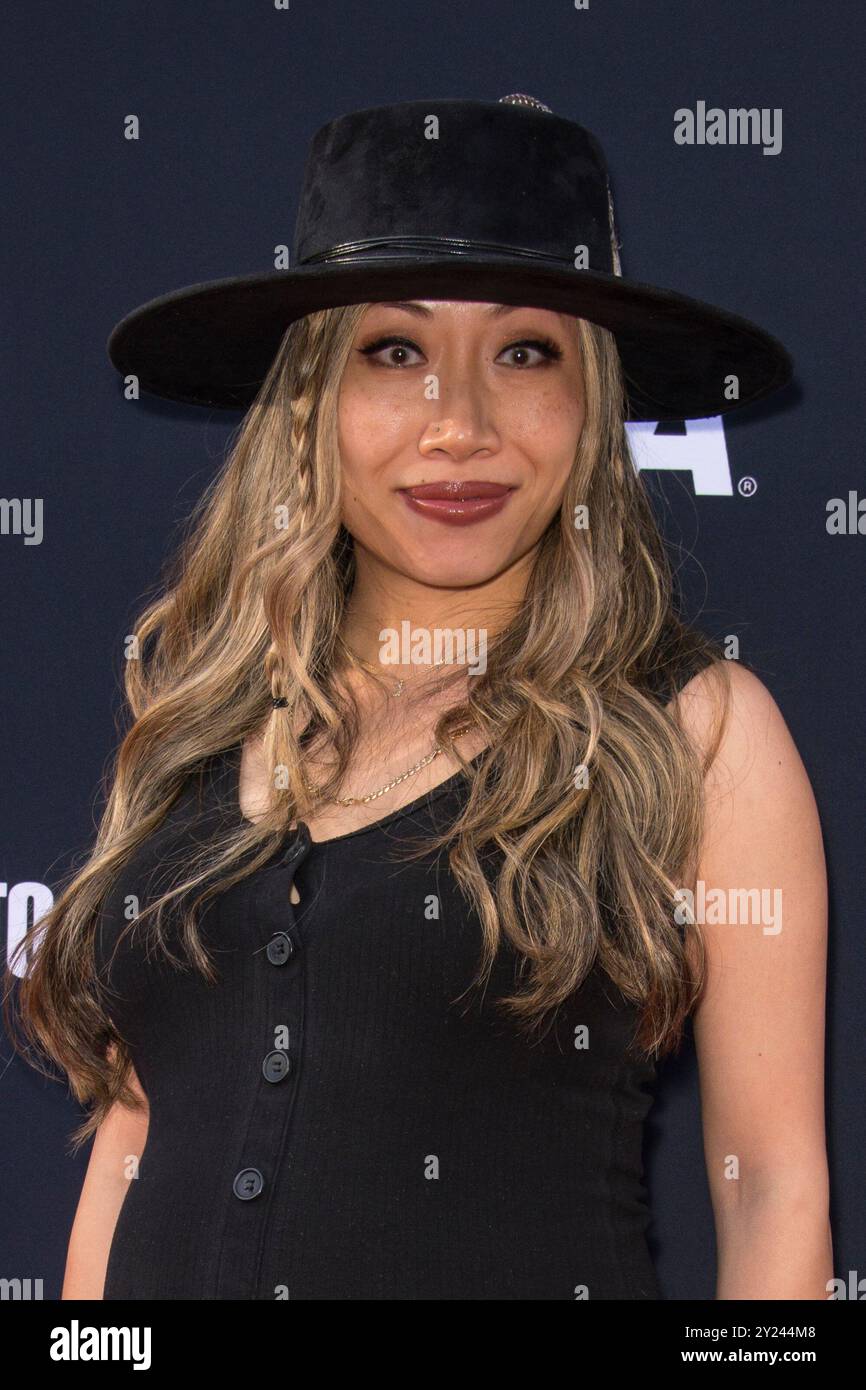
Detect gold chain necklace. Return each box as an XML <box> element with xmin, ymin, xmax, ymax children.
<box><xmin>302</xmin><ymin>722</ymin><xmax>475</xmax><ymax>807</ymax></box>
<box><xmin>291</xmin><ymin>634</ymin><xmax>474</xmax><ymax>807</ymax></box>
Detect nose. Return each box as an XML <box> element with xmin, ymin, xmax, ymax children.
<box><xmin>418</xmin><ymin>378</ymin><xmax>500</xmax><ymax>461</ymax></box>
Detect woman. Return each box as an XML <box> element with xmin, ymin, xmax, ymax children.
<box><xmin>6</xmin><ymin>96</ymin><xmax>831</xmax><ymax>1300</ymax></box>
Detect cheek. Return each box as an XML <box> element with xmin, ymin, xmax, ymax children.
<box><xmin>337</xmin><ymin>383</ymin><xmax>415</xmax><ymax>481</ymax></box>
<box><xmin>503</xmin><ymin>388</ymin><xmax>585</xmax><ymax>473</ymax></box>
<box><xmin>336</xmin><ymin>388</ymin><xmax>407</xmax><ymax>541</ymax></box>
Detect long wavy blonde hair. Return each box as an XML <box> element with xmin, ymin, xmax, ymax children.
<box><xmin>5</xmin><ymin>303</ymin><xmax>730</xmax><ymax>1151</ymax></box>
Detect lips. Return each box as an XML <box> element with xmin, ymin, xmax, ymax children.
<box><xmin>397</xmin><ymin>479</ymin><xmax>516</xmax><ymax>527</ymax></box>
<box><xmin>400</xmin><ymin>481</ymin><xmax>514</xmax><ymax>500</ymax></box>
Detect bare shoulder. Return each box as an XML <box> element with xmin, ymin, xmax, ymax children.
<box><xmin>671</xmin><ymin>658</ymin><xmax>819</xmax><ymax>832</ymax></box>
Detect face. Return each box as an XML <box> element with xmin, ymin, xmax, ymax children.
<box><xmin>337</xmin><ymin>300</ymin><xmax>586</xmax><ymax>587</ymax></box>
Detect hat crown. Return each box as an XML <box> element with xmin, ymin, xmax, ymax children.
<box><xmin>293</xmin><ymin>98</ymin><xmax>619</xmax><ymax>275</ymax></box>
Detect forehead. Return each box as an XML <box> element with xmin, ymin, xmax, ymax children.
<box><xmin>360</xmin><ymin>300</ymin><xmax>579</xmax><ymax>328</ymax></box>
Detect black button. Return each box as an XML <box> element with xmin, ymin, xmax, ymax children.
<box><xmin>266</xmin><ymin>931</ymin><xmax>294</xmax><ymax>965</ymax></box>
<box><xmin>262</xmin><ymin>1050</ymin><xmax>292</xmax><ymax>1083</ymax></box>
<box><xmin>233</xmin><ymin>1167</ymin><xmax>264</xmax><ymax>1200</ymax></box>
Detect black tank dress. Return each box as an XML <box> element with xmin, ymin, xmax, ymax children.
<box><xmin>94</xmin><ymin>653</ymin><xmax>713</xmax><ymax>1301</ymax></box>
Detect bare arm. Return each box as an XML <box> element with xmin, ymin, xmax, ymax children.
<box><xmin>61</xmin><ymin>1052</ymin><xmax>149</xmax><ymax>1300</ymax></box>
<box><xmin>678</xmin><ymin>661</ymin><xmax>832</xmax><ymax>1299</ymax></box>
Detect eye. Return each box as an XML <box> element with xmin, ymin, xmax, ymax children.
<box><xmin>357</xmin><ymin>335</ymin><xmax>424</xmax><ymax>368</ymax></box>
<box><xmin>497</xmin><ymin>337</ymin><xmax>563</xmax><ymax>368</ymax></box>
<box><xmin>355</xmin><ymin>333</ymin><xmax>564</xmax><ymax>369</ymax></box>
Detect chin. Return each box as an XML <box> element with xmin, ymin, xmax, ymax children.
<box><xmin>405</xmin><ymin>557</ymin><xmax>505</xmax><ymax>586</ymax></box>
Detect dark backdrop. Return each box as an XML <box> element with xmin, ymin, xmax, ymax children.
<box><xmin>2</xmin><ymin>0</ymin><xmax>862</xmax><ymax>1301</ymax></box>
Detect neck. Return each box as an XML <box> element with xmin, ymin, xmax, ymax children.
<box><xmin>340</xmin><ymin>544</ymin><xmax>535</xmax><ymax>680</ymax></box>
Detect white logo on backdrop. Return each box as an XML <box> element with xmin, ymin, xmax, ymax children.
<box><xmin>2</xmin><ymin>882</ymin><xmax>53</xmax><ymax>978</ymax></box>
<box><xmin>627</xmin><ymin>417</ymin><xmax>734</xmax><ymax>496</ymax></box>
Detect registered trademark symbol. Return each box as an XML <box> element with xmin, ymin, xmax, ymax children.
<box><xmin>738</xmin><ymin>476</ymin><xmax>757</xmax><ymax>497</ymax></box>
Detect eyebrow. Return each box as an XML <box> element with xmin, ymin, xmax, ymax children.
<box><xmin>372</xmin><ymin>301</ymin><xmax>522</xmax><ymax>319</ymax></box>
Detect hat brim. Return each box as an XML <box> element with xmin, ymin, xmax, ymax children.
<box><xmin>106</xmin><ymin>258</ymin><xmax>793</xmax><ymax>421</ymax></box>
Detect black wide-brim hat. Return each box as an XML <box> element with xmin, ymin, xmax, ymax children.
<box><xmin>107</xmin><ymin>94</ymin><xmax>793</xmax><ymax>421</ymax></box>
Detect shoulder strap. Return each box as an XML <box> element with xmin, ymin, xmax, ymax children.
<box><xmin>194</xmin><ymin>745</ymin><xmax>244</xmax><ymax>825</ymax></box>
<box><xmin>147</xmin><ymin>747</ymin><xmax>240</xmax><ymax>835</ymax></box>
<box><xmin>641</xmin><ymin>639</ymin><xmax>720</xmax><ymax>709</ymax></box>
